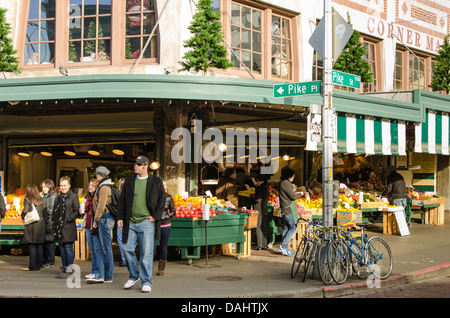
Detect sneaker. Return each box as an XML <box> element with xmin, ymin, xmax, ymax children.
<box><xmin>278</xmin><ymin>246</ymin><xmax>289</xmax><ymax>256</ymax></box>
<box><xmin>42</xmin><ymin>263</ymin><xmax>54</xmax><ymax>269</ymax></box>
<box><xmin>267</xmin><ymin>242</ymin><xmax>273</xmax><ymax>249</ymax></box>
<box><xmin>285</xmin><ymin>247</ymin><xmax>295</xmax><ymax>255</ymax></box>
<box><xmin>104</xmin><ymin>280</ymin><xmax>113</xmax><ymax>283</ymax></box>
<box><xmin>141</xmin><ymin>285</ymin><xmax>152</xmax><ymax>293</ymax></box>
<box><xmin>124</xmin><ymin>278</ymin><xmax>140</xmax><ymax>289</ymax></box>
<box><xmin>87</xmin><ymin>277</ymin><xmax>104</xmax><ymax>284</ymax></box>
<box><xmin>85</xmin><ymin>273</ymin><xmax>95</xmax><ymax>279</ymax></box>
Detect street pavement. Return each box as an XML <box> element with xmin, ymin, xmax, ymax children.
<box><xmin>1</xmin><ymin>213</ymin><xmax>450</xmax><ymax>302</ymax></box>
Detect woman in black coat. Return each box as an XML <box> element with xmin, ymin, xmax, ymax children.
<box><xmin>21</xmin><ymin>184</ymin><xmax>49</xmax><ymax>271</ymax></box>
<box><xmin>52</xmin><ymin>176</ymin><xmax>80</xmax><ymax>278</ymax></box>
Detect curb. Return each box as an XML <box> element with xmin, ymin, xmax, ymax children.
<box><xmin>321</xmin><ymin>263</ymin><xmax>450</xmax><ymax>298</ymax></box>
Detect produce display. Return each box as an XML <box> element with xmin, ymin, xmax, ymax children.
<box><xmin>173</xmin><ymin>194</ymin><xmax>256</xmax><ymax>218</ymax></box>
<box><xmin>3</xmin><ymin>189</ymin><xmax>25</xmax><ymax>220</ymax></box>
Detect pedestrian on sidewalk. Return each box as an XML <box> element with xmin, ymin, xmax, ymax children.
<box><xmin>0</xmin><ymin>192</ymin><xmax>6</xmax><ymax>232</ymax></box>
<box><xmin>52</xmin><ymin>176</ymin><xmax>80</xmax><ymax>279</ymax></box>
<box><xmin>157</xmin><ymin>180</ymin><xmax>176</xmax><ymax>276</ymax></box>
<box><xmin>21</xmin><ymin>184</ymin><xmax>49</xmax><ymax>271</ymax></box>
<box><xmin>253</xmin><ymin>174</ymin><xmax>269</xmax><ymax>250</ymax></box>
<box><xmin>82</xmin><ymin>179</ymin><xmax>99</xmax><ymax>280</ymax></box>
<box><xmin>117</xmin><ymin>155</ymin><xmax>166</xmax><ymax>293</ymax></box>
<box><xmin>382</xmin><ymin>165</ymin><xmax>410</xmax><ymax>225</ymax></box>
<box><xmin>279</xmin><ymin>168</ymin><xmax>301</xmax><ymax>256</ymax></box>
<box><xmin>117</xmin><ymin>178</ymin><xmax>126</xmax><ymax>267</ymax></box>
<box><xmin>87</xmin><ymin>166</ymin><xmax>115</xmax><ymax>284</ymax></box>
<box><xmin>40</xmin><ymin>179</ymin><xmax>57</xmax><ymax>268</ymax></box>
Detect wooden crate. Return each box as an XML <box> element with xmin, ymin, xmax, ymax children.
<box><xmin>73</xmin><ymin>229</ymin><xmax>90</xmax><ymax>260</ymax></box>
<box><xmin>424</xmin><ymin>205</ymin><xmax>443</xmax><ymax>225</ymax></box>
<box><xmin>1</xmin><ymin>218</ymin><xmax>24</xmax><ymax>225</ymax></box>
<box><xmin>288</xmin><ymin>221</ymin><xmax>307</xmax><ymax>251</ymax></box>
<box><xmin>382</xmin><ymin>211</ymin><xmax>400</xmax><ymax>235</ymax></box>
<box><xmin>360</xmin><ymin>201</ymin><xmax>389</xmax><ymax>209</ymax></box>
<box><xmin>221</xmin><ymin>229</ymin><xmax>251</xmax><ymax>258</ymax></box>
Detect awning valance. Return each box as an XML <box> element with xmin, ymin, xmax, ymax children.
<box><xmin>306</xmin><ymin>113</ymin><xmax>406</xmax><ymax>156</ymax></box>
<box><xmin>415</xmin><ymin>111</ymin><xmax>449</xmax><ymax>155</ymax></box>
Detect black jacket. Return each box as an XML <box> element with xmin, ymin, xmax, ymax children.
<box><xmin>22</xmin><ymin>198</ymin><xmax>49</xmax><ymax>244</ymax></box>
<box><xmin>117</xmin><ymin>174</ymin><xmax>166</xmax><ymax>244</ymax></box>
<box><xmin>382</xmin><ymin>171</ymin><xmax>408</xmax><ymax>197</ymax></box>
<box><xmin>254</xmin><ymin>182</ymin><xmax>269</xmax><ymax>215</ymax></box>
<box><xmin>52</xmin><ymin>190</ymin><xmax>80</xmax><ymax>243</ymax></box>
<box><xmin>162</xmin><ymin>194</ymin><xmax>176</xmax><ymax>225</ymax></box>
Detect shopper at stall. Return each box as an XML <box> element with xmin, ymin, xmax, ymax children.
<box><xmin>40</xmin><ymin>179</ymin><xmax>57</xmax><ymax>269</ymax></box>
<box><xmin>21</xmin><ymin>184</ymin><xmax>49</xmax><ymax>271</ymax></box>
<box><xmin>215</xmin><ymin>168</ymin><xmax>238</xmax><ymax>208</ymax></box>
<box><xmin>52</xmin><ymin>176</ymin><xmax>80</xmax><ymax>279</ymax></box>
<box><xmin>117</xmin><ymin>178</ymin><xmax>126</xmax><ymax>267</ymax></box>
<box><xmin>117</xmin><ymin>155</ymin><xmax>166</xmax><ymax>293</ymax></box>
<box><xmin>279</xmin><ymin>168</ymin><xmax>301</xmax><ymax>256</ymax></box>
<box><xmin>382</xmin><ymin>165</ymin><xmax>410</xmax><ymax>225</ymax></box>
<box><xmin>254</xmin><ymin>174</ymin><xmax>269</xmax><ymax>250</ymax></box>
<box><xmin>87</xmin><ymin>166</ymin><xmax>115</xmax><ymax>284</ymax></box>
<box><xmin>82</xmin><ymin>179</ymin><xmax>100</xmax><ymax>280</ymax></box>
<box><xmin>157</xmin><ymin>180</ymin><xmax>176</xmax><ymax>276</ymax></box>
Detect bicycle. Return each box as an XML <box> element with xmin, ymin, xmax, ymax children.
<box><xmin>327</xmin><ymin>222</ymin><xmax>393</xmax><ymax>284</ymax></box>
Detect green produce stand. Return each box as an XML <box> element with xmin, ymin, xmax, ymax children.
<box><xmin>168</xmin><ymin>213</ymin><xmax>248</xmax><ymax>263</ymax></box>
<box><xmin>0</xmin><ymin>223</ymin><xmax>25</xmax><ymax>245</ymax></box>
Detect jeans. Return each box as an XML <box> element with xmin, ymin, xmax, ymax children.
<box><xmin>85</xmin><ymin>227</ymin><xmax>99</xmax><ymax>275</ymax></box>
<box><xmin>158</xmin><ymin>226</ymin><xmax>171</xmax><ymax>261</ymax></box>
<box><xmin>122</xmin><ymin>218</ymin><xmax>155</xmax><ymax>287</ymax></box>
<box><xmin>42</xmin><ymin>241</ymin><xmax>55</xmax><ymax>265</ymax></box>
<box><xmin>117</xmin><ymin>226</ymin><xmax>126</xmax><ymax>264</ymax></box>
<box><xmin>281</xmin><ymin>213</ymin><xmax>297</xmax><ymax>250</ymax></box>
<box><xmin>28</xmin><ymin>243</ymin><xmax>43</xmax><ymax>270</ymax></box>
<box><xmin>60</xmin><ymin>242</ymin><xmax>75</xmax><ymax>270</ymax></box>
<box><xmin>96</xmin><ymin>216</ymin><xmax>115</xmax><ymax>281</ymax></box>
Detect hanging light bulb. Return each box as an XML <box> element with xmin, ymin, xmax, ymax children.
<box><xmin>112</xmin><ymin>145</ymin><xmax>125</xmax><ymax>156</ymax></box>
<box><xmin>40</xmin><ymin>148</ymin><xmax>53</xmax><ymax>157</ymax></box>
<box><xmin>88</xmin><ymin>145</ymin><xmax>100</xmax><ymax>156</ymax></box>
<box><xmin>17</xmin><ymin>149</ymin><xmax>30</xmax><ymax>157</ymax></box>
<box><xmin>64</xmin><ymin>146</ymin><xmax>76</xmax><ymax>156</ymax></box>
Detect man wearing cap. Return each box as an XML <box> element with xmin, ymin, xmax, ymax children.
<box><xmin>87</xmin><ymin>166</ymin><xmax>116</xmax><ymax>283</ymax></box>
<box><xmin>117</xmin><ymin>155</ymin><xmax>166</xmax><ymax>293</ymax></box>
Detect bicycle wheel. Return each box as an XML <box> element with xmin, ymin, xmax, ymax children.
<box><xmin>328</xmin><ymin>239</ymin><xmax>349</xmax><ymax>284</ymax></box>
<box><xmin>303</xmin><ymin>240</ymin><xmax>317</xmax><ymax>282</ymax></box>
<box><xmin>350</xmin><ymin>238</ymin><xmax>371</xmax><ymax>279</ymax></box>
<box><xmin>291</xmin><ymin>237</ymin><xmax>307</xmax><ymax>278</ymax></box>
<box><xmin>316</xmin><ymin>240</ymin><xmax>334</xmax><ymax>285</ymax></box>
<box><xmin>366</xmin><ymin>236</ymin><xmax>393</xmax><ymax>280</ymax></box>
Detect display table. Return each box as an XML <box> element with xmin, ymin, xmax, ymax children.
<box><xmin>168</xmin><ymin>213</ymin><xmax>248</xmax><ymax>262</ymax></box>
<box><xmin>0</xmin><ymin>219</ymin><xmax>24</xmax><ymax>245</ymax></box>
<box><xmin>411</xmin><ymin>197</ymin><xmax>445</xmax><ymax>225</ymax></box>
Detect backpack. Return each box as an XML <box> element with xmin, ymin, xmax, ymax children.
<box><xmin>97</xmin><ymin>184</ymin><xmax>120</xmax><ymax>220</ymax></box>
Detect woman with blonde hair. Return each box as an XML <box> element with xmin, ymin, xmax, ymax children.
<box><xmin>21</xmin><ymin>184</ymin><xmax>49</xmax><ymax>271</ymax></box>
<box><xmin>83</xmin><ymin>179</ymin><xmax>99</xmax><ymax>279</ymax></box>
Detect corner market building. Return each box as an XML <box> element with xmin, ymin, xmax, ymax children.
<box><xmin>0</xmin><ymin>74</ymin><xmax>450</xmax><ymax>209</ymax></box>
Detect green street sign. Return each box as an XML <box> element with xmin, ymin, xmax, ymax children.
<box><xmin>332</xmin><ymin>70</ymin><xmax>361</xmax><ymax>89</ymax></box>
<box><xmin>274</xmin><ymin>80</ymin><xmax>321</xmax><ymax>97</ymax></box>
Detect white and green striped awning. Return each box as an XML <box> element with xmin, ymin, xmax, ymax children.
<box><xmin>306</xmin><ymin>113</ymin><xmax>406</xmax><ymax>156</ymax></box>
<box><xmin>414</xmin><ymin>110</ymin><xmax>449</xmax><ymax>155</ymax></box>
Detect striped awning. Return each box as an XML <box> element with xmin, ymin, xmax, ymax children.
<box><xmin>414</xmin><ymin>110</ymin><xmax>449</xmax><ymax>155</ymax></box>
<box><xmin>306</xmin><ymin>113</ymin><xmax>407</xmax><ymax>156</ymax></box>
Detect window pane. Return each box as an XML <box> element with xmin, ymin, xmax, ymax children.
<box><xmin>99</xmin><ymin>0</ymin><xmax>112</xmax><ymax>14</ymax></box>
<box><xmin>143</xmin><ymin>12</ymin><xmax>156</xmax><ymax>35</ymax></box>
<box><xmin>41</xmin><ymin>0</ymin><xmax>55</xmax><ymax>19</ymax></box>
<box><xmin>231</xmin><ymin>50</ymin><xmax>240</xmax><ymax>67</ymax></box>
<box><xmin>98</xmin><ymin>16</ymin><xmax>111</xmax><ymax>37</ymax></box>
<box><xmin>70</xmin><ymin>0</ymin><xmax>82</xmax><ymax>8</ymax></box>
<box><xmin>142</xmin><ymin>36</ymin><xmax>157</xmax><ymax>58</ymax></box>
<box><xmin>252</xmin><ymin>10</ymin><xmax>261</xmax><ymax>31</ymax></box>
<box><xmin>253</xmin><ymin>53</ymin><xmax>261</xmax><ymax>74</ymax></box>
<box><xmin>40</xmin><ymin>42</ymin><xmax>54</xmax><ymax>64</ymax></box>
<box><xmin>84</xmin><ymin>17</ymin><xmax>97</xmax><ymax>38</ymax></box>
<box><xmin>231</xmin><ymin>26</ymin><xmax>240</xmax><ymax>48</ymax></box>
<box><xmin>84</xmin><ymin>0</ymin><xmax>98</xmax><ymax>16</ymax></box>
<box><xmin>84</xmin><ymin>40</ymin><xmax>96</xmax><ymax>59</ymax></box>
<box><xmin>97</xmin><ymin>39</ymin><xmax>110</xmax><ymax>60</ymax></box>
<box><xmin>212</xmin><ymin>0</ymin><xmax>220</xmax><ymax>12</ymax></box>
<box><xmin>125</xmin><ymin>37</ymin><xmax>141</xmax><ymax>59</ymax></box>
<box><xmin>241</xmin><ymin>28</ymin><xmax>250</xmax><ymax>50</ymax></box>
<box><xmin>41</xmin><ymin>20</ymin><xmax>55</xmax><ymax>41</ymax></box>
<box><xmin>231</xmin><ymin>4</ymin><xmax>240</xmax><ymax>26</ymax></box>
<box><xmin>282</xmin><ymin>39</ymin><xmax>291</xmax><ymax>59</ymax></box>
<box><xmin>126</xmin><ymin>15</ymin><xmax>141</xmax><ymax>35</ymax></box>
<box><xmin>28</xmin><ymin>0</ymin><xmax>40</xmax><ymax>20</ymax></box>
<box><xmin>24</xmin><ymin>44</ymin><xmax>39</xmax><ymax>64</ymax></box>
<box><xmin>272</xmin><ymin>16</ymin><xmax>281</xmax><ymax>37</ymax></box>
<box><xmin>252</xmin><ymin>31</ymin><xmax>261</xmax><ymax>53</ymax></box>
<box><xmin>395</xmin><ymin>66</ymin><xmax>402</xmax><ymax>80</ymax></box>
<box><xmin>26</xmin><ymin>22</ymin><xmax>39</xmax><ymax>42</ymax></box>
<box><xmin>242</xmin><ymin>7</ymin><xmax>251</xmax><ymax>28</ymax></box>
<box><xmin>242</xmin><ymin>50</ymin><xmax>251</xmax><ymax>69</ymax></box>
<box><xmin>69</xmin><ymin>19</ymin><xmax>82</xmax><ymax>39</ymax></box>
<box><xmin>282</xmin><ymin>18</ymin><xmax>290</xmax><ymax>38</ymax></box>
<box><xmin>69</xmin><ymin>41</ymin><xmax>81</xmax><ymax>62</ymax></box>
<box><xmin>395</xmin><ymin>51</ymin><xmax>402</xmax><ymax>65</ymax></box>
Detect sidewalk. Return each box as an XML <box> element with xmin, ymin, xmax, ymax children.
<box><xmin>0</xmin><ymin>213</ymin><xmax>449</xmax><ymax>299</ymax></box>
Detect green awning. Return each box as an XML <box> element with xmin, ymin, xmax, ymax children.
<box><xmin>414</xmin><ymin>110</ymin><xmax>449</xmax><ymax>155</ymax></box>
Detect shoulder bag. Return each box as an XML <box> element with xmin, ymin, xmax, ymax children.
<box><xmin>24</xmin><ymin>203</ymin><xmax>40</xmax><ymax>225</ymax></box>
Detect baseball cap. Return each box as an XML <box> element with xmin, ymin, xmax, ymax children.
<box><xmin>133</xmin><ymin>155</ymin><xmax>149</xmax><ymax>165</ymax></box>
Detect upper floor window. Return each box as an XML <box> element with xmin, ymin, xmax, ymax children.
<box><xmin>394</xmin><ymin>48</ymin><xmax>433</xmax><ymax>91</ymax></box>
<box><xmin>219</xmin><ymin>0</ymin><xmax>297</xmax><ymax>81</ymax></box>
<box><xmin>68</xmin><ymin>0</ymin><xmax>112</xmax><ymax>63</ymax></box>
<box><xmin>21</xmin><ymin>0</ymin><xmax>159</xmax><ymax>69</ymax></box>
<box><xmin>24</xmin><ymin>0</ymin><xmax>56</xmax><ymax>65</ymax></box>
<box><xmin>362</xmin><ymin>39</ymin><xmax>378</xmax><ymax>92</ymax></box>
<box><xmin>409</xmin><ymin>54</ymin><xmax>426</xmax><ymax>90</ymax></box>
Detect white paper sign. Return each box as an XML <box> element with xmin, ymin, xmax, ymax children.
<box><xmin>181</xmin><ymin>191</ymin><xmax>189</xmax><ymax>199</ymax></box>
<box><xmin>205</xmin><ymin>190</ymin><xmax>213</xmax><ymax>197</ymax></box>
<box><xmin>394</xmin><ymin>211</ymin><xmax>410</xmax><ymax>236</ymax></box>
<box><xmin>202</xmin><ymin>204</ymin><xmax>210</xmax><ymax>220</ymax></box>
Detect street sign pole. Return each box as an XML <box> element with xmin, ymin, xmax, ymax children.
<box><xmin>322</xmin><ymin>0</ymin><xmax>334</xmax><ymax>228</ymax></box>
